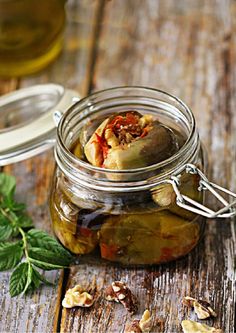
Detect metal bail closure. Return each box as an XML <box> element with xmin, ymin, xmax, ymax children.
<box><xmin>168</xmin><ymin>163</ymin><xmax>236</xmax><ymax>218</ymax></box>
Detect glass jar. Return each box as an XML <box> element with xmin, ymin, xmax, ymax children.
<box><xmin>0</xmin><ymin>0</ymin><xmax>66</xmax><ymax>77</ymax></box>
<box><xmin>49</xmin><ymin>87</ymin><xmax>206</xmax><ymax>265</ymax></box>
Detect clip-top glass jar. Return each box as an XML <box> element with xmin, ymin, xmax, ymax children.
<box><xmin>49</xmin><ymin>87</ymin><xmax>207</xmax><ymax>265</ymax></box>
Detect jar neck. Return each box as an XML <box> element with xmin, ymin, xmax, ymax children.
<box><xmin>55</xmin><ymin>86</ymin><xmax>199</xmax><ymax>192</ymax></box>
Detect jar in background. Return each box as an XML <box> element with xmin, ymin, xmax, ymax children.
<box><xmin>50</xmin><ymin>87</ymin><xmax>206</xmax><ymax>265</ymax></box>
<box><xmin>0</xmin><ymin>0</ymin><xmax>66</xmax><ymax>77</ymax></box>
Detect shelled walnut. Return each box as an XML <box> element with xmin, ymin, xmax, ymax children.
<box><xmin>62</xmin><ymin>284</ymin><xmax>94</xmax><ymax>308</ymax></box>
<box><xmin>181</xmin><ymin>320</ymin><xmax>223</xmax><ymax>333</ymax></box>
<box><xmin>183</xmin><ymin>296</ymin><xmax>217</xmax><ymax>319</ymax></box>
<box><xmin>125</xmin><ymin>310</ymin><xmax>152</xmax><ymax>333</ymax></box>
<box><xmin>105</xmin><ymin>281</ymin><xmax>138</xmax><ymax>314</ymax></box>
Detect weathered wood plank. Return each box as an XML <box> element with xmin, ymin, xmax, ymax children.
<box><xmin>61</xmin><ymin>1</ymin><xmax>236</xmax><ymax>332</ymax></box>
<box><xmin>0</xmin><ymin>1</ymin><xmax>100</xmax><ymax>332</ymax></box>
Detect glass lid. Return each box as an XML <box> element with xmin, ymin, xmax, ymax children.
<box><xmin>0</xmin><ymin>83</ymin><xmax>79</xmax><ymax>166</ymax></box>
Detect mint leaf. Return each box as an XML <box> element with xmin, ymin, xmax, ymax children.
<box><xmin>1</xmin><ymin>198</ymin><xmax>26</xmax><ymax>214</ymax></box>
<box><xmin>31</xmin><ymin>267</ymin><xmax>53</xmax><ymax>288</ymax></box>
<box><xmin>30</xmin><ymin>268</ymin><xmax>41</xmax><ymax>289</ymax></box>
<box><xmin>0</xmin><ymin>173</ymin><xmax>16</xmax><ymax>200</ymax></box>
<box><xmin>23</xmin><ymin>263</ymin><xmax>33</xmax><ymax>294</ymax></box>
<box><xmin>0</xmin><ymin>208</ymin><xmax>18</xmax><ymax>225</ymax></box>
<box><xmin>0</xmin><ymin>224</ymin><xmax>13</xmax><ymax>241</ymax></box>
<box><xmin>10</xmin><ymin>263</ymin><xmax>52</xmax><ymax>296</ymax></box>
<box><xmin>0</xmin><ymin>215</ymin><xmax>8</xmax><ymax>224</ymax></box>
<box><xmin>0</xmin><ymin>241</ymin><xmax>23</xmax><ymax>271</ymax></box>
<box><xmin>11</xmin><ymin>202</ymin><xmax>26</xmax><ymax>212</ymax></box>
<box><xmin>28</xmin><ymin>247</ymin><xmax>71</xmax><ymax>270</ymax></box>
<box><xmin>27</xmin><ymin>229</ymin><xmax>73</xmax><ymax>260</ymax></box>
<box><xmin>29</xmin><ymin>258</ymin><xmax>65</xmax><ymax>270</ymax></box>
<box><xmin>0</xmin><ymin>215</ymin><xmax>13</xmax><ymax>240</ymax></box>
<box><xmin>0</xmin><ymin>173</ymin><xmax>73</xmax><ymax>297</ymax></box>
<box><xmin>17</xmin><ymin>214</ymin><xmax>33</xmax><ymax>229</ymax></box>
<box><xmin>10</xmin><ymin>262</ymin><xmax>32</xmax><ymax>297</ymax></box>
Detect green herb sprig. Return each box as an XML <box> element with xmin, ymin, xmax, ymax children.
<box><xmin>0</xmin><ymin>173</ymin><xmax>74</xmax><ymax>297</ymax></box>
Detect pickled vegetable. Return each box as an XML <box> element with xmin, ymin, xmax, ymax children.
<box><xmin>50</xmin><ymin>110</ymin><xmax>204</xmax><ymax>265</ymax></box>
<box><xmin>50</xmin><ymin>184</ymin><xmax>99</xmax><ymax>254</ymax></box>
<box><xmin>82</xmin><ymin>111</ymin><xmax>179</xmax><ymax>169</ymax></box>
<box><xmin>99</xmin><ymin>212</ymin><xmax>200</xmax><ymax>265</ymax></box>
<box><xmin>152</xmin><ymin>173</ymin><xmax>203</xmax><ymax>220</ymax></box>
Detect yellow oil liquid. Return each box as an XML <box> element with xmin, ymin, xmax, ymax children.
<box><xmin>0</xmin><ymin>0</ymin><xmax>66</xmax><ymax>77</ymax></box>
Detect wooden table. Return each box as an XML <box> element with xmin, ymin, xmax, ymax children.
<box><xmin>0</xmin><ymin>1</ymin><xmax>235</xmax><ymax>332</ymax></box>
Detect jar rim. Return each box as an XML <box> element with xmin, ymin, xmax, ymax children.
<box><xmin>56</xmin><ymin>86</ymin><xmax>199</xmax><ymax>188</ymax></box>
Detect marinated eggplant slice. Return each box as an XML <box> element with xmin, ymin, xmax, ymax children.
<box><xmin>82</xmin><ymin>111</ymin><xmax>180</xmax><ymax>169</ymax></box>
<box><xmin>50</xmin><ymin>185</ymin><xmax>99</xmax><ymax>255</ymax></box>
<box><xmin>77</xmin><ymin>209</ymin><xmax>108</xmax><ymax>231</ymax></box>
<box><xmin>99</xmin><ymin>211</ymin><xmax>200</xmax><ymax>265</ymax></box>
<box><xmin>152</xmin><ymin>173</ymin><xmax>203</xmax><ymax>220</ymax></box>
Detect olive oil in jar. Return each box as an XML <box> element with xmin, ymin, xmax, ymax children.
<box><xmin>50</xmin><ymin>112</ymin><xmax>204</xmax><ymax>265</ymax></box>
<box><xmin>0</xmin><ymin>0</ymin><xmax>66</xmax><ymax>77</ymax></box>
<box><xmin>49</xmin><ymin>87</ymin><xmax>207</xmax><ymax>266</ymax></box>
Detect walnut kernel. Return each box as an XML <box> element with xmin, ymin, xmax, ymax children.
<box><xmin>105</xmin><ymin>281</ymin><xmax>138</xmax><ymax>314</ymax></box>
<box><xmin>104</xmin><ymin>285</ymin><xmax>118</xmax><ymax>302</ymax></box>
<box><xmin>183</xmin><ymin>296</ymin><xmax>217</xmax><ymax>319</ymax></box>
<box><xmin>139</xmin><ymin>310</ymin><xmax>152</xmax><ymax>332</ymax></box>
<box><xmin>181</xmin><ymin>320</ymin><xmax>223</xmax><ymax>333</ymax></box>
<box><xmin>62</xmin><ymin>284</ymin><xmax>94</xmax><ymax>308</ymax></box>
<box><xmin>125</xmin><ymin>310</ymin><xmax>152</xmax><ymax>333</ymax></box>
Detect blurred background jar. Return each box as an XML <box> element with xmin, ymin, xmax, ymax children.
<box><xmin>0</xmin><ymin>0</ymin><xmax>66</xmax><ymax>77</ymax></box>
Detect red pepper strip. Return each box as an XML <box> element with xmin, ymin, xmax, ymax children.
<box><xmin>108</xmin><ymin>113</ymin><xmax>139</xmax><ymax>131</ymax></box>
<box><xmin>100</xmin><ymin>243</ymin><xmax>120</xmax><ymax>260</ymax></box>
<box><xmin>140</xmin><ymin>127</ymin><xmax>149</xmax><ymax>138</ymax></box>
<box><xmin>92</xmin><ymin>133</ymin><xmax>109</xmax><ymax>165</ymax></box>
<box><xmin>79</xmin><ymin>227</ymin><xmax>94</xmax><ymax>237</ymax></box>
<box><xmin>159</xmin><ymin>247</ymin><xmax>174</xmax><ymax>261</ymax></box>
<box><xmin>125</xmin><ymin>112</ymin><xmax>139</xmax><ymax>125</ymax></box>
<box><xmin>107</xmin><ymin>116</ymin><xmax>125</xmax><ymax>131</ymax></box>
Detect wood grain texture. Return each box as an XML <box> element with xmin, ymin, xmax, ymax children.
<box><xmin>60</xmin><ymin>1</ymin><xmax>236</xmax><ymax>332</ymax></box>
<box><xmin>0</xmin><ymin>1</ymin><xmax>99</xmax><ymax>332</ymax></box>
<box><xmin>1</xmin><ymin>0</ymin><xmax>236</xmax><ymax>332</ymax></box>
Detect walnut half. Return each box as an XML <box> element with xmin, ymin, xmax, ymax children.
<box><xmin>105</xmin><ymin>281</ymin><xmax>138</xmax><ymax>314</ymax></box>
<box><xmin>62</xmin><ymin>284</ymin><xmax>94</xmax><ymax>308</ymax></box>
<box><xmin>181</xmin><ymin>320</ymin><xmax>223</xmax><ymax>333</ymax></box>
<box><xmin>183</xmin><ymin>296</ymin><xmax>217</xmax><ymax>319</ymax></box>
<box><xmin>125</xmin><ymin>310</ymin><xmax>152</xmax><ymax>333</ymax></box>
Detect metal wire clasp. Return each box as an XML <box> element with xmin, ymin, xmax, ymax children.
<box><xmin>168</xmin><ymin>163</ymin><xmax>236</xmax><ymax>218</ymax></box>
